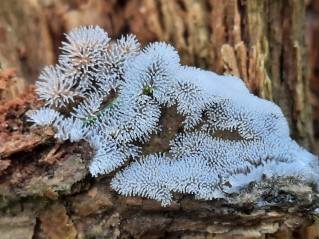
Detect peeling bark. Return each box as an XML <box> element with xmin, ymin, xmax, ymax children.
<box><xmin>0</xmin><ymin>0</ymin><xmax>313</xmax><ymax>148</ymax></box>
<box><xmin>0</xmin><ymin>1</ymin><xmax>317</xmax><ymax>238</ymax></box>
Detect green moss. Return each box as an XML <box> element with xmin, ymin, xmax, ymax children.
<box><xmin>143</xmin><ymin>86</ymin><xmax>153</xmax><ymax>96</ymax></box>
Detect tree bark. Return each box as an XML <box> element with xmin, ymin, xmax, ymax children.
<box><xmin>0</xmin><ymin>0</ymin><xmax>314</xmax><ymax>149</ymax></box>
<box><xmin>0</xmin><ymin>1</ymin><xmax>317</xmax><ymax>239</ymax></box>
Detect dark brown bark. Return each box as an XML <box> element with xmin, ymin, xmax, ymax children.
<box><xmin>0</xmin><ymin>1</ymin><xmax>317</xmax><ymax>238</ymax></box>
<box><xmin>0</xmin><ymin>0</ymin><xmax>314</xmax><ymax>149</ymax></box>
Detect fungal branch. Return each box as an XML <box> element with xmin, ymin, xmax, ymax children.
<box><xmin>28</xmin><ymin>26</ymin><xmax>319</xmax><ymax>206</ymax></box>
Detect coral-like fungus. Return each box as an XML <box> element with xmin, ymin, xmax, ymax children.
<box><xmin>29</xmin><ymin>26</ymin><xmax>319</xmax><ymax>206</ymax></box>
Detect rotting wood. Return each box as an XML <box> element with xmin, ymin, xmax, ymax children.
<box><xmin>0</xmin><ymin>1</ymin><xmax>317</xmax><ymax>239</ymax></box>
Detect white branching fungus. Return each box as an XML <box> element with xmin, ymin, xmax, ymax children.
<box><xmin>36</xmin><ymin>66</ymin><xmax>78</xmax><ymax>107</ymax></box>
<box><xmin>27</xmin><ymin>107</ymin><xmax>62</xmax><ymax>126</ymax></box>
<box><xmin>59</xmin><ymin>25</ymin><xmax>110</xmax><ymax>76</ymax></box>
<box><xmin>71</xmin><ymin>93</ymin><xmax>103</xmax><ymax>119</ymax></box>
<box><xmin>106</xmin><ymin>34</ymin><xmax>141</xmax><ymax>79</ymax></box>
<box><xmin>30</xmin><ymin>25</ymin><xmax>319</xmax><ymax>206</ymax></box>
<box><xmin>54</xmin><ymin>116</ymin><xmax>85</xmax><ymax>142</ymax></box>
<box><xmin>121</xmin><ymin>42</ymin><xmax>180</xmax><ymax>104</ymax></box>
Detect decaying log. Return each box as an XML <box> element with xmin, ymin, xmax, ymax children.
<box><xmin>0</xmin><ymin>0</ymin><xmax>314</xmax><ymax>149</ymax></box>
<box><xmin>1</xmin><ymin>148</ymin><xmax>318</xmax><ymax>238</ymax></box>
<box><xmin>0</xmin><ymin>89</ymin><xmax>318</xmax><ymax>238</ymax></box>
<box><xmin>0</xmin><ymin>1</ymin><xmax>318</xmax><ymax>239</ymax></box>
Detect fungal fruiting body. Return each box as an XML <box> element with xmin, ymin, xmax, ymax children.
<box><xmin>29</xmin><ymin>26</ymin><xmax>319</xmax><ymax>206</ymax></box>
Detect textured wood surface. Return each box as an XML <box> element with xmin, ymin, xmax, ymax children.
<box><xmin>0</xmin><ymin>0</ymin><xmax>314</xmax><ymax>149</ymax></box>
<box><xmin>0</xmin><ymin>1</ymin><xmax>317</xmax><ymax>238</ymax></box>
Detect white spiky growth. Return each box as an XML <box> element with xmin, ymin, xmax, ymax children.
<box><xmin>27</xmin><ymin>107</ymin><xmax>62</xmax><ymax>126</ymax></box>
<box><xmin>30</xmin><ymin>25</ymin><xmax>319</xmax><ymax>206</ymax></box>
